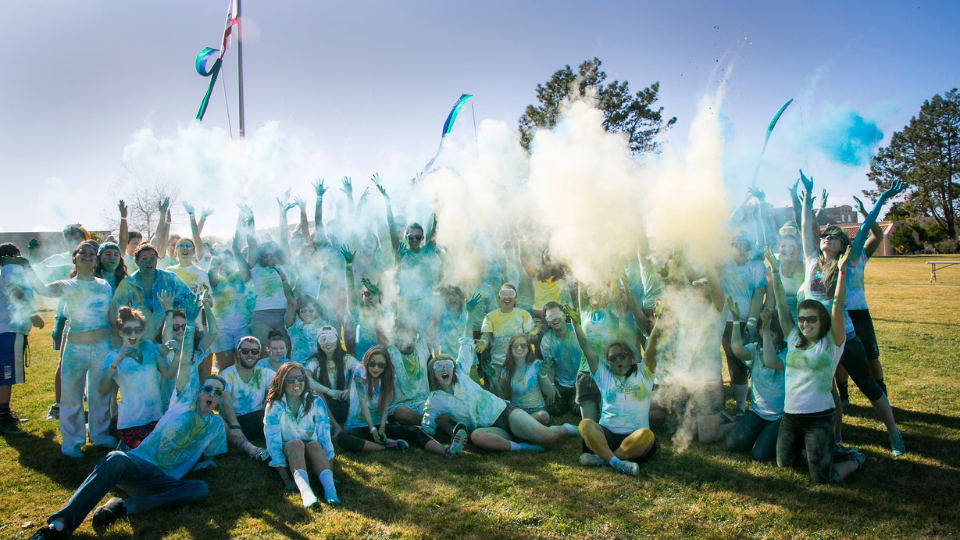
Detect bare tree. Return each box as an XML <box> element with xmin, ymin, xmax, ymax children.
<box><xmin>102</xmin><ymin>162</ymin><xmax>182</xmax><ymax>241</ymax></box>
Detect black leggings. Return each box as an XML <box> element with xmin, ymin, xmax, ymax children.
<box><xmin>776</xmin><ymin>409</ymin><xmax>836</xmax><ymax>484</ymax></box>
<box><xmin>335</xmin><ymin>424</ymin><xmax>436</xmax><ymax>452</ymax></box>
<box><xmin>839</xmin><ymin>334</ymin><xmax>884</xmax><ymax>402</ymax></box>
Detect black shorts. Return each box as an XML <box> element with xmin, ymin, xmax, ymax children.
<box><xmin>237</xmin><ymin>409</ymin><xmax>265</xmax><ymax>441</ymax></box>
<box><xmin>582</xmin><ymin>423</ymin><xmax>660</xmax><ymax>464</ymax></box>
<box><xmin>848</xmin><ymin>309</ymin><xmax>880</xmax><ymax>360</ymax></box>
<box><xmin>575</xmin><ymin>371</ymin><xmax>600</xmax><ymax>404</ymax></box>
<box><xmin>491</xmin><ymin>403</ymin><xmax>519</xmax><ymax>437</ymax></box>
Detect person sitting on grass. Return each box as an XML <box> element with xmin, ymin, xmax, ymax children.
<box><xmin>769</xmin><ymin>243</ymin><xmax>865</xmax><ymax>483</ymax></box>
<box><xmin>336</xmin><ymin>345</ymin><xmax>468</xmax><ymax>458</ymax></box>
<box><xmin>257</xmin><ymin>330</ymin><xmax>290</xmax><ymax>372</ymax></box>
<box><xmin>27</xmin><ymin>324</ymin><xmax>228</xmax><ymax>540</ymax></box>
<box><xmin>563</xmin><ymin>302</ymin><xmax>663</xmax><ymax>477</ymax></box>
<box><xmin>263</xmin><ymin>362</ymin><xmax>340</xmax><ymax>509</ymax></box>
<box><xmin>98</xmin><ymin>307</ymin><xmax>180</xmax><ymax>450</ymax></box>
<box><xmin>421</xmin><ymin>336</ymin><xmax>580</xmax><ymax>453</ymax></box>
<box><xmin>493</xmin><ymin>333</ymin><xmax>556</xmax><ymax>425</ymax></box>
<box><xmin>724</xmin><ymin>305</ymin><xmax>785</xmax><ymax>463</ymax></box>
<box><xmin>219</xmin><ymin>336</ymin><xmax>275</xmax><ymax>461</ymax></box>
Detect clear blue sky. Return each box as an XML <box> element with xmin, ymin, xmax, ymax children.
<box><xmin>1</xmin><ymin>0</ymin><xmax>958</xmax><ymax>233</ymax></box>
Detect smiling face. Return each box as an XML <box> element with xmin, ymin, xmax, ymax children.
<box><xmin>779</xmin><ymin>236</ymin><xmax>800</xmax><ymax>262</ymax></box>
<box><xmin>282</xmin><ymin>367</ymin><xmax>306</xmax><ymax>400</ymax></box>
<box><xmin>405</xmin><ymin>226</ymin><xmax>424</xmax><ymax>253</ymax></box>
<box><xmin>268</xmin><ymin>339</ymin><xmax>287</xmax><ymax>360</ymax></box>
<box><xmin>196</xmin><ymin>379</ymin><xmax>224</xmax><ymax>415</ymax></box>
<box><xmin>99</xmin><ymin>247</ymin><xmax>121</xmax><ymax>271</ymax></box>
<box><xmin>606</xmin><ymin>344</ymin><xmax>633</xmax><ymax>376</ymax></box>
<box><xmin>176</xmin><ymin>240</ymin><xmax>196</xmax><ymax>263</ymax></box>
<box><xmin>366</xmin><ymin>352</ymin><xmax>387</xmax><ymax>379</ymax></box>
<box><xmin>172</xmin><ymin>315</ymin><xmax>187</xmax><ymax>341</ymax></box>
<box><xmin>819</xmin><ymin>233</ymin><xmax>845</xmax><ymax>257</ymax></box>
<box><xmin>73</xmin><ymin>244</ymin><xmax>98</xmax><ymax>269</ymax></box>
<box><xmin>298</xmin><ymin>304</ymin><xmax>318</xmax><ymax>324</ymax></box>
<box><xmin>797</xmin><ymin>308</ymin><xmax>822</xmax><ymax>341</ymax></box>
<box><xmin>236</xmin><ymin>339</ymin><xmax>261</xmax><ymax>368</ymax></box>
<box><xmin>544</xmin><ymin>307</ymin><xmax>565</xmax><ymax>332</ymax></box>
<box><xmin>498</xmin><ymin>286</ymin><xmax>517</xmax><ymax>311</ymax></box>
<box><xmin>432</xmin><ymin>358</ymin><xmax>456</xmax><ymax>390</ymax></box>
<box><xmin>136</xmin><ymin>250</ymin><xmax>158</xmax><ymax>272</ymax></box>
<box><xmin>510</xmin><ymin>336</ymin><xmax>530</xmax><ymax>363</ymax></box>
<box><xmin>120</xmin><ymin>320</ymin><xmax>144</xmax><ymax>347</ymax></box>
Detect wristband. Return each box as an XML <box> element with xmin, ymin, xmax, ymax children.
<box><xmin>771</xmin><ymin>269</ymin><xmax>779</xmax><ymax>274</ymax></box>
<box><xmin>840</xmin><ymin>271</ymin><xmax>847</xmax><ymax>275</ymax></box>
<box><xmin>280</xmin><ymin>279</ymin><xmax>287</xmax><ymax>282</ymax></box>
<box><xmin>369</xmin><ymin>426</ymin><xmax>377</xmax><ymax>433</ymax></box>
<box><xmin>110</xmin><ymin>365</ymin><xmax>118</xmax><ymax>370</ymax></box>
<box><xmin>120</xmin><ymin>217</ymin><xmax>127</xmax><ymax>221</ymax></box>
<box><xmin>231</xmin><ymin>425</ymin><xmax>241</xmax><ymax>430</ymax></box>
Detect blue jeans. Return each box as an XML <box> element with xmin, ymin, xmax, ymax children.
<box><xmin>726</xmin><ymin>410</ymin><xmax>781</xmax><ymax>462</ymax></box>
<box><xmin>49</xmin><ymin>451</ymin><xmax>208</xmax><ymax>534</ymax></box>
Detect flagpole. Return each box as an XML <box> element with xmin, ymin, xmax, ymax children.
<box><xmin>236</xmin><ymin>0</ymin><xmax>245</xmax><ymax>139</ymax></box>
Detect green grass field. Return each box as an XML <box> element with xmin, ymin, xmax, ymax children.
<box><xmin>2</xmin><ymin>255</ymin><xmax>959</xmax><ymax>540</ymax></box>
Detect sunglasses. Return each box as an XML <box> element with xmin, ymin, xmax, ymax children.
<box><xmin>607</xmin><ymin>352</ymin><xmax>630</xmax><ymax>362</ymax></box>
<box><xmin>285</xmin><ymin>374</ymin><xmax>306</xmax><ymax>385</ymax></box>
<box><xmin>368</xmin><ymin>361</ymin><xmax>387</xmax><ymax>369</ymax></box>
<box><xmin>200</xmin><ymin>385</ymin><xmax>223</xmax><ymax>397</ymax></box>
<box><xmin>121</xmin><ymin>327</ymin><xmax>143</xmax><ymax>336</ymax></box>
<box><xmin>797</xmin><ymin>315</ymin><xmax>820</xmax><ymax>324</ymax></box>
<box><xmin>823</xmin><ymin>234</ymin><xmax>845</xmax><ymax>243</ymax></box>
<box><xmin>512</xmin><ymin>343</ymin><xmax>530</xmax><ymax>350</ymax></box>
<box><xmin>172</xmin><ymin>324</ymin><xmax>186</xmax><ymax>332</ymax></box>
<box><xmin>406</xmin><ymin>234</ymin><xmax>424</xmax><ymax>241</ymax></box>
<box><xmin>238</xmin><ymin>347</ymin><xmax>261</xmax><ymax>355</ymax></box>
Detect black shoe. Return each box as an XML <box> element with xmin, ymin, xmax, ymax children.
<box><xmin>0</xmin><ymin>414</ymin><xmax>25</xmax><ymax>435</ymax></box>
<box><xmin>92</xmin><ymin>497</ymin><xmax>126</xmax><ymax>535</ymax></box>
<box><xmin>27</xmin><ymin>526</ymin><xmax>69</xmax><ymax>540</ymax></box>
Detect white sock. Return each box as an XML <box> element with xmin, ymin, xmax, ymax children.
<box><xmin>319</xmin><ymin>469</ymin><xmax>337</xmax><ymax>499</ymax></box>
<box><xmin>562</xmin><ymin>423</ymin><xmax>579</xmax><ymax>436</ymax></box>
<box><xmin>293</xmin><ymin>469</ymin><xmax>317</xmax><ymax>507</ymax></box>
<box><xmin>609</xmin><ymin>456</ymin><xmax>622</xmax><ymax>468</ymax></box>
<box><xmin>734</xmin><ymin>384</ymin><xmax>749</xmax><ymax>412</ymax></box>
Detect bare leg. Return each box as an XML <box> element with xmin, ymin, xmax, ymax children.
<box><xmin>507</xmin><ymin>408</ymin><xmax>567</xmax><ymax>444</ymax></box>
<box><xmin>304</xmin><ymin>440</ymin><xmax>331</xmax><ymax>473</ymax></box>
<box><xmin>615</xmin><ymin>428</ymin><xmax>655</xmax><ymax>460</ymax></box>
<box><xmin>250</xmin><ymin>321</ymin><xmax>271</xmax><ymax>359</ymax></box>
<box><xmin>470</xmin><ymin>427</ymin><xmax>513</xmax><ymax>451</ymax></box>
<box><xmin>697</xmin><ymin>413</ymin><xmax>734</xmax><ymax>444</ymax></box>
<box><xmin>392</xmin><ymin>405</ymin><xmax>424</xmax><ymax>426</ymax></box>
<box><xmin>579</xmin><ymin>419</ymin><xmax>615</xmax><ymax>461</ymax></box>
<box><xmin>284</xmin><ymin>439</ymin><xmax>307</xmax><ymax>470</ymax></box>
<box><xmin>530</xmin><ymin>410</ymin><xmax>550</xmax><ymax>426</ymax></box>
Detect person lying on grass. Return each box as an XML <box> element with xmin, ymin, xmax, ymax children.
<box><xmin>28</xmin><ymin>324</ymin><xmax>228</xmax><ymax>540</ymax></box>
<box><xmin>335</xmin><ymin>345</ymin><xmax>468</xmax><ymax>458</ymax></box>
<box><xmin>563</xmin><ymin>301</ymin><xmax>663</xmax><ymax>477</ymax></box>
<box><xmin>263</xmin><ymin>362</ymin><xmax>340</xmax><ymax>509</ymax></box>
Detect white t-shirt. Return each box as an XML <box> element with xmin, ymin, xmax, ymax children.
<box><xmin>783</xmin><ymin>327</ymin><xmax>844</xmax><ymax>414</ymax></box>
<box><xmin>388</xmin><ymin>339</ymin><xmax>431</xmax><ymax>407</ymax></box>
<box><xmin>0</xmin><ymin>264</ymin><xmax>35</xmax><ymax>334</ymax></box>
<box><xmin>501</xmin><ymin>360</ymin><xmax>546</xmax><ymax>412</ymax></box>
<box><xmin>593</xmin><ymin>361</ymin><xmax>655</xmax><ymax>435</ymax></box>
<box><xmin>720</xmin><ymin>259</ymin><xmax>767</xmax><ymax>323</ymax></box>
<box><xmin>221</xmin><ymin>365</ymin><xmax>275</xmax><ymax>417</ymax></box>
<box><xmin>106</xmin><ymin>341</ymin><xmax>168</xmax><ymax>430</ymax></box>
<box><xmin>344</xmin><ymin>364</ymin><xmax>397</xmax><ymax>430</ymax></box>
<box><xmin>54</xmin><ymin>278</ymin><xmax>113</xmax><ymax>332</ymax></box>
<box><xmin>672</xmin><ymin>298</ymin><xmax>725</xmax><ymax>385</ymax></box>
<box><xmin>170</xmin><ymin>264</ymin><xmax>211</xmax><ymax>294</ymax></box>
<box><xmin>397</xmin><ymin>248</ymin><xmax>441</xmax><ymax>301</ymax></box>
<box><xmin>250</xmin><ymin>265</ymin><xmax>295</xmax><ymax>311</ymax></box>
<box><xmin>802</xmin><ymin>257</ymin><xmax>855</xmax><ymax>335</ymax></box>
<box><xmin>742</xmin><ymin>343</ymin><xmax>785</xmax><ymax>420</ymax></box>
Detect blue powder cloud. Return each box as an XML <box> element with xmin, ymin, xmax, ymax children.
<box><xmin>815</xmin><ymin>107</ymin><xmax>883</xmax><ymax>166</ymax></box>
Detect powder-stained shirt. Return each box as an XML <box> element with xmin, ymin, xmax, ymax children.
<box><xmin>421</xmin><ymin>338</ymin><xmax>507</xmax><ymax>435</ymax></box>
<box><xmin>672</xmin><ymin>298</ymin><xmax>726</xmax><ymax>385</ymax></box>
<box><xmin>344</xmin><ymin>364</ymin><xmax>397</xmax><ymax>430</ymax></box>
<box><xmin>106</xmin><ymin>341</ymin><xmax>169</xmax><ymax>430</ymax></box>
<box><xmin>540</xmin><ymin>325</ymin><xmax>581</xmax><ymax>388</ymax></box>
<box><xmin>0</xmin><ymin>264</ymin><xmax>35</xmax><ymax>335</ymax></box>
<box><xmin>170</xmin><ymin>264</ymin><xmax>211</xmax><ymax>295</ymax></box>
<box><xmin>54</xmin><ymin>278</ymin><xmax>113</xmax><ymax>332</ymax></box>
<box><xmin>113</xmin><ymin>269</ymin><xmax>195</xmax><ymax>339</ymax></box>
<box><xmin>263</xmin><ymin>393</ymin><xmax>334</xmax><ymax>468</ymax></box>
<box><xmin>437</xmin><ymin>307</ymin><xmax>468</xmax><ymax>358</ymax></box>
<box><xmin>502</xmin><ymin>360</ymin><xmax>546</xmax><ymax>413</ymax></box>
<box><xmin>388</xmin><ymin>338</ymin><xmax>431</xmax><ymax>408</ymax></box>
<box><xmin>844</xmin><ymin>256</ymin><xmax>870</xmax><ymax>311</ymax></box>
<box><xmin>397</xmin><ymin>247</ymin><xmax>441</xmax><ymax>301</ymax></box>
<box><xmin>220</xmin><ymin>365</ymin><xmax>275</xmax><ymax>416</ymax></box>
<box><xmin>802</xmin><ymin>256</ymin><xmax>855</xmax><ymax>335</ymax></box>
<box><xmin>129</xmin><ymin>385</ymin><xmax>227</xmax><ymax>479</ymax></box>
<box><xmin>720</xmin><ymin>259</ymin><xmax>767</xmax><ymax>323</ymax></box>
<box><xmin>481</xmin><ymin>309</ymin><xmax>534</xmax><ymax>366</ymax></box>
<box><xmin>593</xmin><ymin>361</ymin><xmax>655</xmax><ymax>435</ymax></box>
<box><xmin>288</xmin><ymin>319</ymin><xmax>335</xmax><ymax>366</ymax></box>
<box><xmin>741</xmin><ymin>343</ymin><xmax>785</xmax><ymax>420</ymax></box>
<box><xmin>784</xmin><ymin>327</ymin><xmax>844</xmax><ymax>415</ymax></box>
<box><xmin>250</xmin><ymin>265</ymin><xmax>296</xmax><ymax>311</ymax></box>
<box><xmin>210</xmin><ymin>272</ymin><xmax>252</xmax><ymax>327</ymax></box>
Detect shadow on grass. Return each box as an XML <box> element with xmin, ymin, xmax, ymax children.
<box><xmin>4</xmin><ymin>430</ymin><xmax>112</xmax><ymax>490</ymax></box>
<box><xmin>872</xmin><ymin>317</ymin><xmax>960</xmax><ymax>328</ymax></box>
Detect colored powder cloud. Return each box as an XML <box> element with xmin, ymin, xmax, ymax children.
<box><xmin>815</xmin><ymin>107</ymin><xmax>883</xmax><ymax>166</ymax></box>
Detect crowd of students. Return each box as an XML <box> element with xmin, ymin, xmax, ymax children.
<box><xmin>0</xmin><ymin>172</ymin><xmax>908</xmax><ymax>539</ymax></box>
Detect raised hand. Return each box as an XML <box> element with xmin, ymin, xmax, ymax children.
<box><xmin>466</xmin><ymin>293</ymin><xmax>483</xmax><ymax>311</ymax></box>
<box><xmin>820</xmin><ymin>189</ymin><xmax>829</xmax><ymax>209</ymax></box>
<box><xmin>474</xmin><ymin>339</ymin><xmax>488</xmax><ymax>354</ymax></box>
<box><xmin>361</xmin><ymin>277</ymin><xmax>380</xmax><ymax>297</ymax></box>
<box><xmin>747</xmin><ymin>186</ymin><xmax>765</xmax><ymax>202</ymax></box>
<box><xmin>357</xmin><ymin>187</ymin><xmax>371</xmax><ymax>208</ymax></box>
<box><xmin>881</xmin><ymin>180</ymin><xmax>907</xmax><ymax>200</ymax></box>
<box><xmin>312</xmin><ymin>178</ymin><xmax>328</xmax><ymax>197</ymax></box>
<box><xmin>237</xmin><ymin>203</ymin><xmax>253</xmax><ymax>216</ymax></box>
<box><xmin>184</xmin><ymin>293</ymin><xmax>203</xmax><ymax>321</ymax></box>
<box><xmin>396</xmin><ymin>241</ymin><xmax>409</xmax><ymax>258</ymax></box>
<box><xmin>182</xmin><ymin>201</ymin><xmax>195</xmax><ymax>216</ymax></box>
<box><xmin>201</xmin><ymin>207</ymin><xmax>215</xmax><ymax>220</ymax></box>
<box><xmin>272</xmin><ymin>266</ymin><xmax>287</xmax><ymax>280</ymax></box>
<box><xmin>27</xmin><ymin>239</ymin><xmax>39</xmax><ymax>250</ymax></box>
<box><xmin>759</xmin><ymin>308</ymin><xmax>771</xmax><ymax>330</ymax></box>
<box><xmin>799</xmin><ymin>169</ymin><xmax>814</xmax><ymax>193</ymax></box>
<box><xmin>371</xmin><ymin>173</ymin><xmax>388</xmax><ymax>198</ymax></box>
<box><xmin>561</xmin><ymin>304</ymin><xmax>581</xmax><ymax>327</ymax></box>
<box><xmin>339</xmin><ymin>245</ymin><xmax>356</xmax><ymax>265</ymax></box>
<box><xmin>789</xmin><ymin>179</ymin><xmax>800</xmax><ymax>198</ymax></box>
<box><xmin>763</xmin><ymin>247</ymin><xmax>780</xmax><ymax>271</ymax></box>
<box><xmin>118</xmin><ymin>200</ymin><xmax>128</xmax><ymax>218</ymax></box>
<box><xmin>837</xmin><ymin>245</ymin><xmax>852</xmax><ymax>272</ymax></box>
<box><xmin>410</xmin><ymin>172</ymin><xmax>423</xmax><ymax>185</ymax></box>
<box><xmin>158</xmin><ymin>290</ymin><xmax>174</xmax><ymax>312</ymax></box>
<box><xmin>159</xmin><ymin>197</ymin><xmax>170</xmax><ymax>213</ymax></box>
<box><xmin>727</xmin><ymin>297</ymin><xmax>741</xmax><ymax>321</ymax></box>
<box><xmin>852</xmin><ymin>195</ymin><xmax>868</xmax><ymax>216</ymax></box>
<box><xmin>654</xmin><ymin>300</ymin><xmax>666</xmax><ymax>321</ymax></box>
<box><xmin>341</xmin><ymin>177</ymin><xmax>353</xmax><ymax>195</ymax></box>
<box><xmin>294</xmin><ymin>196</ymin><xmax>307</xmax><ymax>212</ymax></box>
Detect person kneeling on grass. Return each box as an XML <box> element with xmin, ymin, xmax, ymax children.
<box><xmin>421</xmin><ymin>337</ymin><xmax>579</xmax><ymax>453</ymax></box>
<box><xmin>219</xmin><ymin>336</ymin><xmax>275</xmax><ymax>461</ymax></box>
<box><xmin>263</xmin><ymin>362</ymin><xmax>340</xmax><ymax>509</ymax></box>
<box><xmin>563</xmin><ymin>303</ymin><xmax>663</xmax><ymax>477</ymax></box>
<box><xmin>335</xmin><ymin>345</ymin><xmax>468</xmax><ymax>458</ymax></box>
<box><xmin>28</xmin><ymin>324</ymin><xmax>228</xmax><ymax>540</ymax></box>
<box><xmin>725</xmin><ymin>305</ymin><xmax>785</xmax><ymax>462</ymax></box>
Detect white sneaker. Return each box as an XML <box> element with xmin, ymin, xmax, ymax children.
<box><xmin>578</xmin><ymin>453</ymin><xmax>606</xmax><ymax>467</ymax></box>
<box><xmin>613</xmin><ymin>459</ymin><xmax>640</xmax><ymax>477</ymax></box>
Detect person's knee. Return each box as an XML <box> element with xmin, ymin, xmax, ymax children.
<box><xmin>469</xmin><ymin>430</ymin><xmax>487</xmax><ymax>446</ymax></box>
<box><xmin>187</xmin><ymin>481</ymin><xmax>209</xmax><ymax>503</ymax></box>
<box><xmin>305</xmin><ymin>440</ymin><xmax>322</xmax><ymax>452</ymax></box>
<box><xmin>751</xmin><ymin>445</ymin><xmax>775</xmax><ymax>463</ymax></box>
<box><xmin>578</xmin><ymin>418</ymin><xmax>598</xmax><ymax>433</ymax></box>
<box><xmin>284</xmin><ymin>439</ymin><xmax>304</xmax><ymax>452</ymax></box>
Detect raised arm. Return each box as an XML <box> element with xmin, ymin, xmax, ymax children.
<box><xmin>199</xmin><ymin>292</ymin><xmax>218</xmax><ymax>352</ymax></box>
<box><xmin>562</xmin><ymin>304</ymin><xmax>600</xmax><ymax>375</ymax></box>
<box><xmin>702</xmin><ymin>264</ymin><xmax>725</xmax><ymax>313</ymax></box>
<box><xmin>154</xmin><ymin>198</ymin><xmax>171</xmax><ymax>255</ymax></box>
<box><xmin>3</xmin><ymin>258</ymin><xmax>62</xmax><ymax>298</ymax></box>
<box><xmin>799</xmin><ymin>170</ymin><xmax>817</xmax><ymax>260</ymax></box>
<box><xmin>620</xmin><ymin>270</ymin><xmax>647</xmax><ymax>344</ymax></box>
<box><xmin>789</xmin><ymin>179</ymin><xmax>803</xmax><ymax>228</ymax></box>
<box><xmin>641</xmin><ymin>304</ymin><xmax>664</xmax><ymax>373</ymax></box>
<box><xmin>764</xmin><ymin>247</ymin><xmax>794</xmax><ymax>337</ymax></box>
<box><xmin>118</xmin><ymin>200</ymin><xmax>129</xmax><ymax>255</ymax></box>
<box><xmin>832</xmin><ymin>247</ymin><xmax>850</xmax><ymax>347</ymax></box>
<box><xmin>232</xmin><ymin>212</ymin><xmax>251</xmax><ymax>282</ymax></box>
<box><xmin>850</xmin><ymin>181</ymin><xmax>906</xmax><ymax>262</ymax></box>
<box><xmin>312</xmin><ymin>179</ymin><xmax>327</xmax><ymax>244</ymax></box>
<box><xmin>852</xmin><ymin>195</ymin><xmax>884</xmax><ymax>258</ymax></box>
<box><xmin>174</xmin><ymin>324</ymin><xmax>197</xmax><ymax>394</ymax></box>
<box><xmin>758</xmin><ymin>309</ymin><xmax>783</xmax><ymax>370</ymax></box>
<box><xmin>341</xmin><ymin>245</ymin><xmax>358</xmax><ymax>315</ymax></box>
<box><xmin>372</xmin><ymin>174</ymin><xmax>399</xmax><ymax>256</ymax></box>
<box><xmin>276</xmin><ymin>190</ymin><xmax>294</xmax><ymax>260</ymax></box>
<box><xmin>726</xmin><ymin>298</ymin><xmax>753</xmax><ymax>362</ymax></box>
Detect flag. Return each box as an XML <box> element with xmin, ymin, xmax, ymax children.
<box><xmin>195</xmin><ymin>0</ymin><xmax>238</xmax><ymax>121</ymax></box>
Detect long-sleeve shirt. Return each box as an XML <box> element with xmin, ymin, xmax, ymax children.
<box><xmin>421</xmin><ymin>338</ymin><xmax>507</xmax><ymax>436</ymax></box>
<box><xmin>263</xmin><ymin>393</ymin><xmax>334</xmax><ymax>469</ymax></box>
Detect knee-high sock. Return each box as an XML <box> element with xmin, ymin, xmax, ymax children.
<box><xmin>319</xmin><ymin>469</ymin><xmax>337</xmax><ymax>499</ymax></box>
<box><xmin>293</xmin><ymin>469</ymin><xmax>317</xmax><ymax>507</ymax></box>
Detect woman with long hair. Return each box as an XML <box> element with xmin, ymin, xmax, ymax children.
<box><xmin>335</xmin><ymin>346</ymin><xmax>467</xmax><ymax>457</ymax></box>
<box><xmin>496</xmin><ymin>334</ymin><xmax>555</xmax><ymax>425</ymax></box>
<box><xmin>94</xmin><ymin>242</ymin><xmax>127</xmax><ymax>292</ymax></box>
<box><xmin>263</xmin><ymin>362</ymin><xmax>340</xmax><ymax>508</ymax></box>
<box><xmin>307</xmin><ymin>326</ymin><xmax>359</xmax><ymax>426</ymax></box>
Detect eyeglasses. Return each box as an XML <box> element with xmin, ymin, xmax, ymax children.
<box><xmin>797</xmin><ymin>315</ymin><xmax>819</xmax><ymax>324</ymax></box>
<box><xmin>121</xmin><ymin>327</ymin><xmax>143</xmax><ymax>336</ymax></box>
<box><xmin>607</xmin><ymin>352</ymin><xmax>629</xmax><ymax>362</ymax></box>
<box><xmin>285</xmin><ymin>374</ymin><xmax>305</xmax><ymax>385</ymax></box>
<box><xmin>369</xmin><ymin>361</ymin><xmax>387</xmax><ymax>369</ymax></box>
<box><xmin>200</xmin><ymin>385</ymin><xmax>223</xmax><ymax>397</ymax></box>
<box><xmin>172</xmin><ymin>324</ymin><xmax>186</xmax><ymax>331</ymax></box>
<box><xmin>238</xmin><ymin>347</ymin><xmax>261</xmax><ymax>355</ymax></box>
<box><xmin>512</xmin><ymin>343</ymin><xmax>529</xmax><ymax>350</ymax></box>
<box><xmin>406</xmin><ymin>234</ymin><xmax>423</xmax><ymax>241</ymax></box>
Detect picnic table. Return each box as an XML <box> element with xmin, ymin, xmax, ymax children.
<box><xmin>927</xmin><ymin>261</ymin><xmax>960</xmax><ymax>283</ymax></box>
